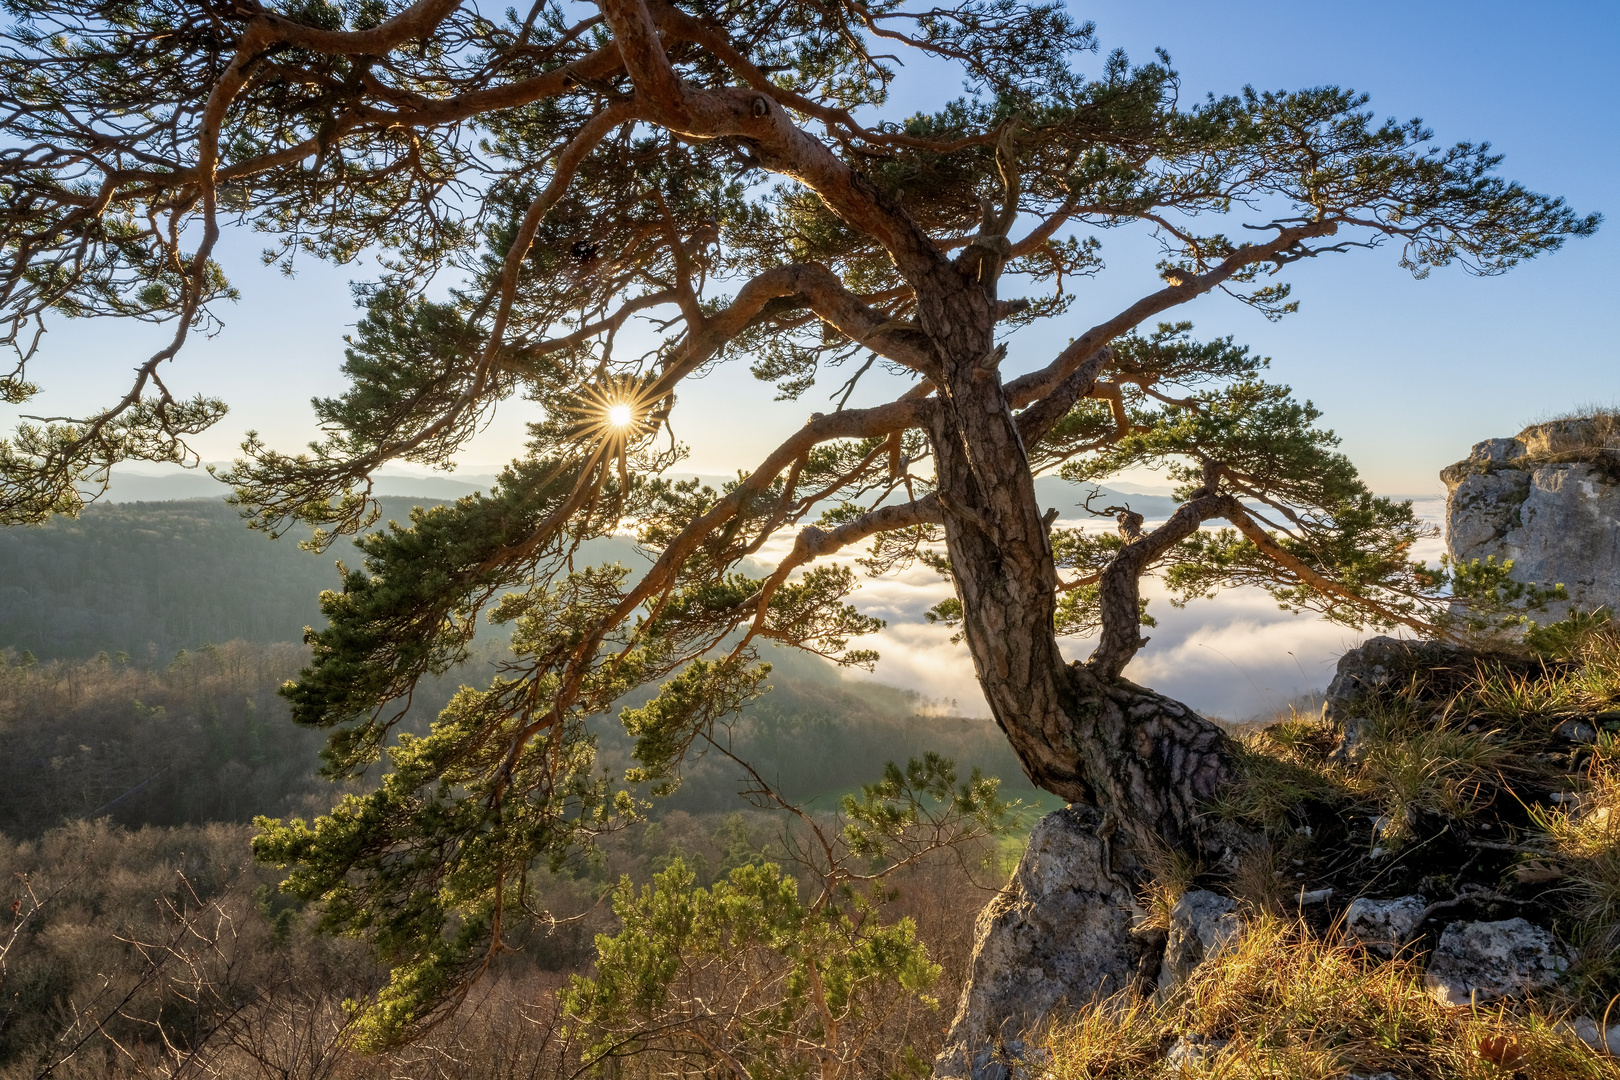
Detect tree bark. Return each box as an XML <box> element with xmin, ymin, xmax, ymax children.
<box><xmin>919</xmin><ymin>262</ymin><xmax>1234</xmax><ymax>857</ymax></box>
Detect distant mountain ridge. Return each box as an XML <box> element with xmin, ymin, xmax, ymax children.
<box><xmin>97</xmin><ymin>468</ymin><xmax>505</xmax><ymax>503</ymax></box>
<box><xmin>0</xmin><ymin>498</ymin><xmax>640</xmax><ymax>660</ymax></box>
<box><xmin>13</xmin><ymin>473</ymin><xmax>1182</xmax><ymax>661</ymax></box>
<box><xmin>99</xmin><ymin>466</ymin><xmax>1181</xmax><ymax>519</ymax></box>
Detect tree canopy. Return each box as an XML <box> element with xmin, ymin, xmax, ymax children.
<box><xmin>0</xmin><ymin>0</ymin><xmax>1598</xmax><ymax>1046</ymax></box>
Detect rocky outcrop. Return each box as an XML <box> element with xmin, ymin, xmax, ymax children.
<box><xmin>1322</xmin><ymin>636</ymin><xmax>1469</xmax><ymax>722</ymax></box>
<box><xmin>934</xmin><ymin>626</ymin><xmax>1603</xmax><ymax>1077</ymax></box>
<box><xmin>933</xmin><ymin>805</ymin><xmax>1151</xmax><ymax>1080</ymax></box>
<box><xmin>1442</xmin><ymin>418</ymin><xmax>1620</xmax><ymax>621</ymax></box>
<box><xmin>936</xmin><ymin>796</ymin><xmax>1585</xmax><ymax>1076</ymax></box>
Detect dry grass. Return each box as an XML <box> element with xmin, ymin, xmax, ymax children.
<box><xmin>1134</xmin><ymin>843</ymin><xmax>1203</xmax><ymax>932</ymax></box>
<box><xmin>1350</xmin><ymin>710</ymin><xmax>1520</xmax><ymax>848</ymax></box>
<box><xmin>1532</xmin><ymin>733</ymin><xmax>1620</xmax><ymax>998</ymax></box>
<box><xmin>1045</xmin><ymin>627</ymin><xmax>1620</xmax><ymax>1080</ymax></box>
<box><xmin>1040</xmin><ymin>917</ymin><xmax>1620</xmax><ymax>1080</ymax></box>
<box><xmin>1213</xmin><ymin>696</ymin><xmax>1517</xmax><ymax>850</ymax></box>
<box><xmin>1517</xmin><ymin>411</ymin><xmax>1620</xmax><ymax>474</ymax></box>
<box><xmin>1211</xmin><ymin>715</ymin><xmax>1347</xmax><ymax>832</ymax></box>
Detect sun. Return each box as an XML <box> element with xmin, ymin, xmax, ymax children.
<box><xmin>560</xmin><ymin>372</ymin><xmax>657</xmax><ymax>452</ymax></box>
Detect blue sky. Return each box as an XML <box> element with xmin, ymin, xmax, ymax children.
<box><xmin>9</xmin><ymin>0</ymin><xmax>1616</xmax><ymax>496</ymax></box>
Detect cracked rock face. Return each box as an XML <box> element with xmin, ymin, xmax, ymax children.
<box><xmin>934</xmin><ymin>806</ymin><xmax>1148</xmax><ymax>1080</ymax></box>
<box><xmin>1344</xmin><ymin>895</ymin><xmax>1426</xmax><ymax>958</ymax></box>
<box><xmin>1442</xmin><ymin>427</ymin><xmax>1620</xmax><ymax>621</ymax></box>
<box><xmin>1423</xmin><ymin>918</ymin><xmax>1569</xmax><ymax>1006</ymax></box>
<box><xmin>1158</xmin><ymin>890</ymin><xmax>1242</xmax><ymax>991</ymax></box>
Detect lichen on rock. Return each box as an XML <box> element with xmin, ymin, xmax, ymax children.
<box><xmin>1423</xmin><ymin>918</ymin><xmax>1569</xmax><ymax>1006</ymax></box>
<box><xmin>1343</xmin><ymin>895</ymin><xmax>1427</xmax><ymax>958</ymax></box>
<box><xmin>1157</xmin><ymin>890</ymin><xmax>1242</xmax><ymax>991</ymax></box>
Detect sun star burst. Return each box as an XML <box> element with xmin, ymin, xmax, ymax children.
<box><xmin>562</xmin><ymin>373</ymin><xmax>658</xmax><ymax>456</ymax></box>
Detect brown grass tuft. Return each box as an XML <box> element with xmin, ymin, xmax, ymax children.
<box><xmin>1517</xmin><ymin>411</ymin><xmax>1620</xmax><ymax>474</ymax></box>
<box><xmin>1041</xmin><ymin>917</ymin><xmax>1620</xmax><ymax>1079</ymax></box>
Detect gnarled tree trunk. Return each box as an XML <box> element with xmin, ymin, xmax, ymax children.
<box><xmin>919</xmin><ymin>254</ymin><xmax>1234</xmax><ymax>860</ymax></box>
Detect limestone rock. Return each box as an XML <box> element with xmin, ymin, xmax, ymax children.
<box><xmin>1442</xmin><ymin>422</ymin><xmax>1620</xmax><ymax>622</ymax></box>
<box><xmin>1158</xmin><ymin>890</ymin><xmax>1242</xmax><ymax>991</ymax></box>
<box><xmin>958</xmin><ymin>1043</ymin><xmax>1045</xmax><ymax>1080</ymax></box>
<box><xmin>1562</xmin><ymin>1016</ymin><xmax>1620</xmax><ymax>1055</ymax></box>
<box><xmin>1329</xmin><ymin>715</ymin><xmax>1373</xmax><ymax>765</ymax></box>
<box><xmin>1423</xmin><ymin>918</ymin><xmax>1569</xmax><ymax>1006</ymax></box>
<box><xmin>1553</xmin><ymin>718</ymin><xmax>1599</xmax><ymax>744</ymax></box>
<box><xmin>1343</xmin><ymin>895</ymin><xmax>1426</xmax><ymax>957</ymax></box>
<box><xmin>1165</xmin><ymin>1033</ymin><xmax>1228</xmax><ymax>1075</ymax></box>
<box><xmin>934</xmin><ymin>806</ymin><xmax>1147</xmax><ymax>1079</ymax></box>
<box><xmin>1323</xmin><ymin>637</ymin><xmax>1467</xmax><ymax>722</ymax></box>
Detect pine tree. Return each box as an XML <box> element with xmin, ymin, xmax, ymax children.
<box><xmin>0</xmin><ymin>0</ymin><xmax>1597</xmax><ymax>1042</ymax></box>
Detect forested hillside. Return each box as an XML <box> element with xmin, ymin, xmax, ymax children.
<box><xmin>0</xmin><ymin>499</ymin><xmax>376</xmax><ymax>659</ymax></box>
<box><xmin>0</xmin><ymin>498</ymin><xmax>643</xmax><ymax>660</ymax></box>
<box><xmin>0</xmin><ymin>638</ymin><xmax>1034</xmax><ymax>837</ymax></box>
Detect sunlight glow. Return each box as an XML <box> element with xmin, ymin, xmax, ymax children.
<box><xmin>562</xmin><ymin>373</ymin><xmax>656</xmax><ymax>460</ymax></box>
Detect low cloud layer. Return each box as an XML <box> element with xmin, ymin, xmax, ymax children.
<box><xmin>759</xmin><ymin>498</ymin><xmax>1448</xmax><ymax>722</ymax></box>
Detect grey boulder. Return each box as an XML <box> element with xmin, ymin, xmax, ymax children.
<box><xmin>1423</xmin><ymin>918</ymin><xmax>1569</xmax><ymax>1006</ymax></box>
<box><xmin>1329</xmin><ymin>715</ymin><xmax>1374</xmax><ymax>765</ymax></box>
<box><xmin>934</xmin><ymin>806</ymin><xmax>1147</xmax><ymax>1079</ymax></box>
<box><xmin>1553</xmin><ymin>718</ymin><xmax>1599</xmax><ymax>744</ymax></box>
<box><xmin>1442</xmin><ymin>423</ymin><xmax>1620</xmax><ymax>623</ymax></box>
<box><xmin>1165</xmin><ymin>1033</ymin><xmax>1228</xmax><ymax>1075</ymax></box>
<box><xmin>1158</xmin><ymin>890</ymin><xmax>1242</xmax><ymax>991</ymax></box>
<box><xmin>1323</xmin><ymin>637</ymin><xmax>1467</xmax><ymax>723</ymax></box>
<box><xmin>1563</xmin><ymin>1016</ymin><xmax>1620</xmax><ymax>1055</ymax></box>
<box><xmin>1343</xmin><ymin>895</ymin><xmax>1426</xmax><ymax>957</ymax></box>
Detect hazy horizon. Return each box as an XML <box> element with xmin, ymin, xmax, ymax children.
<box><xmin>7</xmin><ymin>0</ymin><xmax>1614</xmax><ymax>725</ymax></box>
<box><xmin>69</xmin><ymin>464</ymin><xmax>1453</xmax><ymax>723</ymax></box>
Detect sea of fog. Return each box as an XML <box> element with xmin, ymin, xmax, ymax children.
<box><xmin>751</xmin><ymin>495</ymin><xmax>1450</xmax><ymax>724</ymax></box>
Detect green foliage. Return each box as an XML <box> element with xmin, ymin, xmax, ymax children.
<box><xmin>839</xmin><ymin>752</ymin><xmax>1024</xmax><ymax>859</ymax></box>
<box><xmin>0</xmin><ymin>819</ymin><xmax>594</xmax><ymax>1079</ymax></box>
<box><xmin>563</xmin><ymin>753</ymin><xmax>1013</xmax><ymax>1078</ymax></box>
<box><xmin>1353</xmin><ymin>711</ymin><xmax>1519</xmax><ymax>848</ymax></box>
<box><xmin>1049</xmin><ymin>373</ymin><xmax>1573</xmax><ymax>639</ymax></box>
<box><xmin>565</xmin><ymin>860</ymin><xmax>940</xmax><ymax>1078</ymax></box>
<box><xmin>0</xmin><ymin>499</ymin><xmax>347</xmax><ymax>660</ymax></box>
<box><xmin>622</xmin><ymin>658</ymin><xmax>773</xmax><ymax>795</ymax></box>
<box><xmin>1525</xmin><ymin>607</ymin><xmax>1614</xmax><ymax>660</ymax></box>
<box><xmin>0</xmin><ymin>641</ymin><xmax>331</xmax><ymax>837</ymax></box>
<box><xmin>1444</xmin><ymin>554</ymin><xmax>1571</xmax><ymax>639</ymax></box>
<box><xmin>253</xmin><ymin>678</ymin><xmax>623</xmax><ymax>1050</ymax></box>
